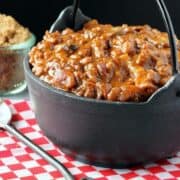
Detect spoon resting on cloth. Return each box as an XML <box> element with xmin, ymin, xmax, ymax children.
<box><xmin>0</xmin><ymin>99</ymin><xmax>74</xmax><ymax>180</ymax></box>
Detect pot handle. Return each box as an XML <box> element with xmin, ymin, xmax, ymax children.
<box><xmin>155</xmin><ymin>0</ymin><xmax>179</xmax><ymax>74</ymax></box>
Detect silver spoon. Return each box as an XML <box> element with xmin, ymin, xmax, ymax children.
<box><xmin>50</xmin><ymin>0</ymin><xmax>91</xmax><ymax>32</ymax></box>
<box><xmin>0</xmin><ymin>99</ymin><xmax>74</xmax><ymax>180</ymax></box>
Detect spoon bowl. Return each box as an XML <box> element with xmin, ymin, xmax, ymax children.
<box><xmin>0</xmin><ymin>100</ymin><xmax>12</xmax><ymax>128</ymax></box>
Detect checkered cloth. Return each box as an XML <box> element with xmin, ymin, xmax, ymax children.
<box><xmin>0</xmin><ymin>99</ymin><xmax>179</xmax><ymax>180</ymax></box>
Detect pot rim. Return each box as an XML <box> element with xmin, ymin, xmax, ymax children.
<box><xmin>24</xmin><ymin>56</ymin><xmax>176</xmax><ymax>106</ymax></box>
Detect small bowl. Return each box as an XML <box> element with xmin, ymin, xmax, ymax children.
<box><xmin>0</xmin><ymin>34</ymin><xmax>36</xmax><ymax>96</ymax></box>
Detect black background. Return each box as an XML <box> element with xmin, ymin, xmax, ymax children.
<box><xmin>0</xmin><ymin>0</ymin><xmax>179</xmax><ymax>40</ymax></box>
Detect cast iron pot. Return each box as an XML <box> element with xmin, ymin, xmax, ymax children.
<box><xmin>24</xmin><ymin>0</ymin><xmax>180</xmax><ymax>167</ymax></box>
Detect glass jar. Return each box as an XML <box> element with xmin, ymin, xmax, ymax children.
<box><xmin>0</xmin><ymin>34</ymin><xmax>36</xmax><ymax>96</ymax></box>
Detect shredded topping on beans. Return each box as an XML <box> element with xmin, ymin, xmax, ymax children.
<box><xmin>29</xmin><ymin>20</ymin><xmax>180</xmax><ymax>102</ymax></box>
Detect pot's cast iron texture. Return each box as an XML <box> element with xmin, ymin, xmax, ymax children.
<box><xmin>25</xmin><ymin>58</ymin><xmax>180</xmax><ymax>166</ymax></box>
<box><xmin>24</xmin><ymin>0</ymin><xmax>180</xmax><ymax>167</ymax></box>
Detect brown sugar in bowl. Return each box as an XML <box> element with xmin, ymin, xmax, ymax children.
<box><xmin>0</xmin><ymin>14</ymin><xmax>36</xmax><ymax>95</ymax></box>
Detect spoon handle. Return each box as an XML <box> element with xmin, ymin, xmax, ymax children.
<box><xmin>4</xmin><ymin>124</ymin><xmax>74</xmax><ymax>180</ymax></box>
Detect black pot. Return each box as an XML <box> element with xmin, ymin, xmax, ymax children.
<box><xmin>24</xmin><ymin>0</ymin><xmax>180</xmax><ymax>167</ymax></box>
<box><xmin>24</xmin><ymin>58</ymin><xmax>180</xmax><ymax>167</ymax></box>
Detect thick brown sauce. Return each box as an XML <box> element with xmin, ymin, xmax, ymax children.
<box><xmin>29</xmin><ymin>20</ymin><xmax>180</xmax><ymax>102</ymax></box>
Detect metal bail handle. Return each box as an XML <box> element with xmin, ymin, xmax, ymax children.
<box><xmin>72</xmin><ymin>0</ymin><xmax>80</xmax><ymax>28</ymax></box>
<box><xmin>155</xmin><ymin>0</ymin><xmax>179</xmax><ymax>75</ymax></box>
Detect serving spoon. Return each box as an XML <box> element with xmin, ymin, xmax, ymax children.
<box><xmin>50</xmin><ymin>0</ymin><xmax>91</xmax><ymax>32</ymax></box>
<box><xmin>0</xmin><ymin>99</ymin><xmax>74</xmax><ymax>180</ymax></box>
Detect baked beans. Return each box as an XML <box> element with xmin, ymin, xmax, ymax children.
<box><xmin>29</xmin><ymin>20</ymin><xmax>180</xmax><ymax>102</ymax></box>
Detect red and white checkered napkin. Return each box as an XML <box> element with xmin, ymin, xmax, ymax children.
<box><xmin>0</xmin><ymin>99</ymin><xmax>180</xmax><ymax>180</ymax></box>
